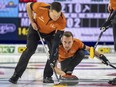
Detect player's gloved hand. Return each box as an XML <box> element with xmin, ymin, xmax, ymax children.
<box><xmin>108</xmin><ymin>78</ymin><xmax>116</xmax><ymax>85</ymax></box>
<box><xmin>99</xmin><ymin>54</ymin><xmax>110</xmax><ymax>65</ymax></box>
<box><xmin>50</xmin><ymin>59</ymin><xmax>57</xmax><ymax>68</ymax></box>
<box><xmin>31</xmin><ymin>22</ymin><xmax>38</xmax><ymax>31</ymax></box>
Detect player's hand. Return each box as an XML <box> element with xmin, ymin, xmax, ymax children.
<box><xmin>108</xmin><ymin>3</ymin><xmax>112</xmax><ymax>13</ymax></box>
<box><xmin>50</xmin><ymin>59</ymin><xmax>57</xmax><ymax>68</ymax></box>
<box><xmin>99</xmin><ymin>54</ymin><xmax>110</xmax><ymax>65</ymax></box>
<box><xmin>31</xmin><ymin>22</ymin><xmax>38</xmax><ymax>30</ymax></box>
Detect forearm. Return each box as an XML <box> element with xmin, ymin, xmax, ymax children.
<box><xmin>50</xmin><ymin>31</ymin><xmax>64</xmax><ymax>66</ymax></box>
<box><xmin>26</xmin><ymin>2</ymin><xmax>35</xmax><ymax>24</ymax></box>
<box><xmin>85</xmin><ymin>46</ymin><xmax>100</xmax><ymax>57</ymax></box>
<box><xmin>94</xmin><ymin>51</ymin><xmax>101</xmax><ymax>57</ymax></box>
<box><xmin>54</xmin><ymin>67</ymin><xmax>65</xmax><ymax>76</ymax></box>
<box><xmin>50</xmin><ymin>31</ymin><xmax>64</xmax><ymax>59</ymax></box>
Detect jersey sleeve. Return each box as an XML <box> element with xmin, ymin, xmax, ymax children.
<box><xmin>75</xmin><ymin>39</ymin><xmax>84</xmax><ymax>49</ymax></box>
<box><xmin>56</xmin><ymin>13</ymin><xmax>66</xmax><ymax>31</ymax></box>
<box><xmin>79</xmin><ymin>40</ymin><xmax>84</xmax><ymax>49</ymax></box>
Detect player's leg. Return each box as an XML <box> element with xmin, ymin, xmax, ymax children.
<box><xmin>60</xmin><ymin>50</ymin><xmax>85</xmax><ymax>85</ymax></box>
<box><xmin>42</xmin><ymin>31</ymin><xmax>55</xmax><ymax>83</ymax></box>
<box><xmin>61</xmin><ymin>50</ymin><xmax>85</xmax><ymax>74</ymax></box>
<box><xmin>9</xmin><ymin>25</ymin><xmax>39</xmax><ymax>84</ymax></box>
<box><xmin>112</xmin><ymin>14</ymin><xmax>116</xmax><ymax>52</ymax></box>
<box><xmin>108</xmin><ymin>13</ymin><xmax>116</xmax><ymax>85</ymax></box>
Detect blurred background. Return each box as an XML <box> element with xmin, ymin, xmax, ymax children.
<box><xmin>0</xmin><ymin>0</ymin><xmax>115</xmax><ymax>56</ymax></box>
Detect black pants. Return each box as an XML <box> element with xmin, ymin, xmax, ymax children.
<box><xmin>112</xmin><ymin>11</ymin><xmax>116</xmax><ymax>51</ymax></box>
<box><xmin>15</xmin><ymin>25</ymin><xmax>54</xmax><ymax>78</ymax></box>
<box><xmin>60</xmin><ymin>50</ymin><xmax>85</xmax><ymax>73</ymax></box>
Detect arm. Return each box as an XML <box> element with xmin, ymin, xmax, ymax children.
<box><xmin>108</xmin><ymin>3</ymin><xmax>112</xmax><ymax>12</ymax></box>
<box><xmin>54</xmin><ymin>66</ymin><xmax>65</xmax><ymax>76</ymax></box>
<box><xmin>50</xmin><ymin>30</ymin><xmax>64</xmax><ymax>67</ymax></box>
<box><xmin>108</xmin><ymin>0</ymin><xmax>113</xmax><ymax>12</ymax></box>
<box><xmin>26</xmin><ymin>2</ymin><xmax>38</xmax><ymax>30</ymax></box>
<box><xmin>85</xmin><ymin>45</ymin><xmax>100</xmax><ymax>57</ymax></box>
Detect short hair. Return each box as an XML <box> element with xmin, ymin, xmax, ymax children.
<box><xmin>50</xmin><ymin>2</ymin><xmax>62</xmax><ymax>12</ymax></box>
<box><xmin>63</xmin><ymin>31</ymin><xmax>73</xmax><ymax>37</ymax></box>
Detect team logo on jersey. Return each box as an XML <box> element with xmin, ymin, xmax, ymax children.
<box><xmin>38</xmin><ymin>16</ymin><xmax>44</xmax><ymax>22</ymax></box>
<box><xmin>50</xmin><ymin>24</ymin><xmax>55</xmax><ymax>28</ymax></box>
<box><xmin>70</xmin><ymin>50</ymin><xmax>75</xmax><ymax>54</ymax></box>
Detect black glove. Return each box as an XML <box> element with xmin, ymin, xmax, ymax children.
<box><xmin>50</xmin><ymin>58</ymin><xmax>57</xmax><ymax>68</ymax></box>
<box><xmin>108</xmin><ymin>78</ymin><xmax>116</xmax><ymax>85</ymax></box>
<box><xmin>99</xmin><ymin>54</ymin><xmax>110</xmax><ymax>65</ymax></box>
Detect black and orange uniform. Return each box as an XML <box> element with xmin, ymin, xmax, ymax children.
<box><xmin>31</xmin><ymin>2</ymin><xmax>66</xmax><ymax>34</ymax></box>
<box><xmin>108</xmin><ymin>0</ymin><xmax>116</xmax><ymax>85</ymax></box>
<box><xmin>110</xmin><ymin>0</ymin><xmax>116</xmax><ymax>51</ymax></box>
<box><xmin>58</xmin><ymin>38</ymin><xmax>85</xmax><ymax>73</ymax></box>
<box><xmin>14</xmin><ymin>2</ymin><xmax>66</xmax><ymax>79</ymax></box>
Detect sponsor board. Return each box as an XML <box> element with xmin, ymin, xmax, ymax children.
<box><xmin>96</xmin><ymin>45</ymin><xmax>115</xmax><ymax>54</ymax></box>
<box><xmin>0</xmin><ymin>0</ymin><xmax>113</xmax><ymax>44</ymax></box>
<box><xmin>19</xmin><ymin>0</ymin><xmax>113</xmax><ymax>42</ymax></box>
<box><xmin>0</xmin><ymin>18</ymin><xmax>18</xmax><ymax>40</ymax></box>
<box><xmin>0</xmin><ymin>44</ymin><xmax>47</xmax><ymax>54</ymax></box>
<box><xmin>0</xmin><ymin>44</ymin><xmax>114</xmax><ymax>55</ymax></box>
<box><xmin>0</xmin><ymin>46</ymin><xmax>15</xmax><ymax>53</ymax></box>
<box><xmin>19</xmin><ymin>0</ymin><xmax>36</xmax><ymax>3</ymax></box>
<box><xmin>0</xmin><ymin>0</ymin><xmax>18</xmax><ymax>17</ymax></box>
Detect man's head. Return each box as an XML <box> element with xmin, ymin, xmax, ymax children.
<box><xmin>49</xmin><ymin>2</ymin><xmax>62</xmax><ymax>21</ymax></box>
<box><xmin>61</xmin><ymin>31</ymin><xmax>74</xmax><ymax>51</ymax></box>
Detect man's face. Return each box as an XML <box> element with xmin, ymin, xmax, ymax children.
<box><xmin>61</xmin><ymin>36</ymin><xmax>73</xmax><ymax>51</ymax></box>
<box><xmin>49</xmin><ymin>10</ymin><xmax>61</xmax><ymax>21</ymax></box>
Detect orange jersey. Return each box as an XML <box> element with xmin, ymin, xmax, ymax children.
<box><xmin>31</xmin><ymin>2</ymin><xmax>66</xmax><ymax>34</ymax></box>
<box><xmin>110</xmin><ymin>0</ymin><xmax>116</xmax><ymax>10</ymax></box>
<box><xmin>58</xmin><ymin>38</ymin><xmax>84</xmax><ymax>62</ymax></box>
